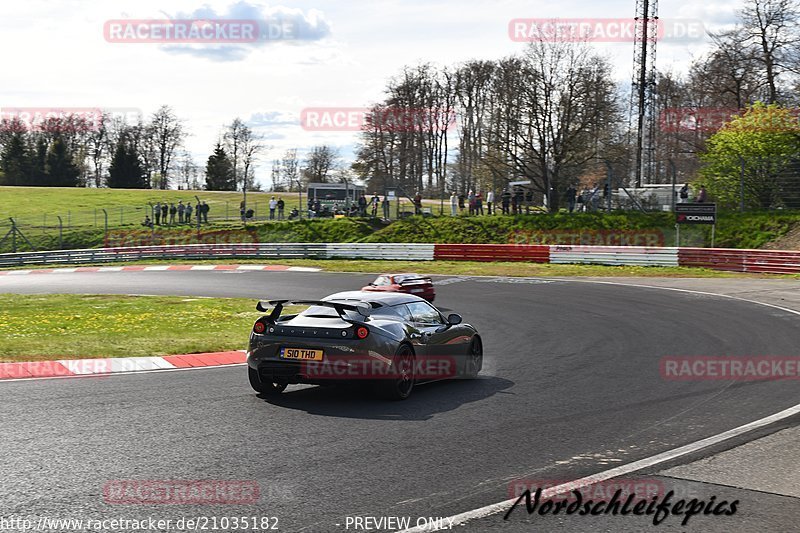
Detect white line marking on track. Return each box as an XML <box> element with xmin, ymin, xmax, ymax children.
<box><xmin>395</xmin><ymin>402</ymin><xmax>800</xmax><ymax>532</ymax></box>
<box><xmin>0</xmin><ymin>363</ymin><xmax>248</xmax><ymax>383</ymax></box>
<box><xmin>396</xmin><ymin>277</ymin><xmax>800</xmax><ymax>532</ymax></box>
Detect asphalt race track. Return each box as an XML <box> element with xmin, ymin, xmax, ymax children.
<box><xmin>1</xmin><ymin>270</ymin><xmax>799</xmax><ymax>532</ymax></box>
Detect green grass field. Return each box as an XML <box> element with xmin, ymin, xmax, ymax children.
<box><xmin>0</xmin><ymin>186</ymin><xmax>307</xmax><ymax>226</ymax></box>
<box><xmin>2</xmin><ymin>186</ymin><xmax>800</xmax><ymax>252</ymax></box>
<box><xmin>0</xmin><ymin>294</ymin><xmax>266</xmax><ymax>362</ymax></box>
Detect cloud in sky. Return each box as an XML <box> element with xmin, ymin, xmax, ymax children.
<box><xmin>153</xmin><ymin>1</ymin><xmax>332</xmax><ymax>61</ymax></box>
<box><xmin>1</xmin><ymin>0</ymin><xmax>750</xmax><ymax>188</ymax></box>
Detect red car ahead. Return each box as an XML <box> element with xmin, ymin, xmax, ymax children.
<box><xmin>362</xmin><ymin>273</ymin><xmax>436</xmax><ymax>302</ymax></box>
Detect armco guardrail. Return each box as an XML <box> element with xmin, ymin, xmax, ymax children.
<box><xmin>0</xmin><ymin>243</ymin><xmax>434</xmax><ymax>268</ymax></box>
<box><xmin>551</xmin><ymin>245</ymin><xmax>679</xmax><ymax>267</ymax></box>
<box><xmin>1</xmin><ymin>243</ymin><xmax>800</xmax><ymax>275</ymax></box>
<box><xmin>434</xmin><ymin>244</ymin><xmax>549</xmax><ymax>262</ymax></box>
<box><xmin>679</xmin><ymin>248</ymin><xmax>800</xmax><ymax>274</ymax></box>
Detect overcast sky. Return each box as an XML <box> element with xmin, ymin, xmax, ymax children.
<box><xmin>2</xmin><ymin>0</ymin><xmax>743</xmax><ymax>187</ymax></box>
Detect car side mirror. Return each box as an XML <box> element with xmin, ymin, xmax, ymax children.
<box><xmin>447</xmin><ymin>313</ymin><xmax>462</xmax><ymax>325</ymax></box>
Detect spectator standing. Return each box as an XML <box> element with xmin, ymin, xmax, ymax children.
<box><xmin>486</xmin><ymin>190</ymin><xmax>495</xmax><ymax>215</ymax></box>
<box><xmin>450</xmin><ymin>192</ymin><xmax>458</xmax><ymax>216</ymax></box>
<box><xmin>314</xmin><ymin>199</ymin><xmax>322</xmax><ymax>214</ymax></box>
<box><xmin>467</xmin><ymin>190</ymin><xmax>475</xmax><ymax>215</ymax></box>
<box><xmin>202</xmin><ymin>201</ymin><xmax>210</xmax><ymax>223</ymax></box>
<box><xmin>269</xmin><ymin>196</ymin><xmax>278</xmax><ymax>220</ymax></box>
<box><xmin>566</xmin><ymin>185</ymin><xmax>577</xmax><ymax>213</ymax></box>
<box><xmin>169</xmin><ymin>203</ymin><xmax>177</xmax><ymax>224</ymax></box>
<box><xmin>154</xmin><ymin>202</ymin><xmax>161</xmax><ymax>225</ymax></box>
<box><xmin>178</xmin><ymin>201</ymin><xmax>186</xmax><ymax>223</ymax></box>
<box><xmin>475</xmin><ymin>192</ymin><xmax>484</xmax><ymax>215</ymax></box>
<box><xmin>371</xmin><ymin>194</ymin><xmax>379</xmax><ymax>216</ymax></box>
<box><xmin>413</xmin><ymin>191</ymin><xmax>423</xmax><ymax>215</ymax></box>
<box><xmin>185</xmin><ymin>203</ymin><xmax>193</xmax><ymax>224</ymax></box>
<box><xmin>358</xmin><ymin>193</ymin><xmax>368</xmax><ymax>216</ymax></box>
<box><xmin>277</xmin><ymin>198</ymin><xmax>285</xmax><ymax>220</ymax></box>
<box><xmin>161</xmin><ymin>203</ymin><xmax>168</xmax><ymax>224</ymax></box>
<box><xmin>458</xmin><ymin>193</ymin><xmax>466</xmax><ymax>213</ymax></box>
<box><xmin>382</xmin><ymin>196</ymin><xmax>391</xmax><ymax>219</ymax></box>
<box><xmin>679</xmin><ymin>183</ymin><xmax>689</xmax><ymax>203</ymax></box>
<box><xmin>696</xmin><ymin>186</ymin><xmax>707</xmax><ymax>203</ymax></box>
<box><xmin>513</xmin><ymin>188</ymin><xmax>524</xmax><ymax>214</ymax></box>
<box><xmin>501</xmin><ymin>188</ymin><xmax>511</xmax><ymax>214</ymax></box>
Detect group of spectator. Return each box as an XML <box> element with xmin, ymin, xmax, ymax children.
<box><xmin>449</xmin><ymin>188</ymin><xmax>535</xmax><ymax>216</ymax></box>
<box><xmin>306</xmin><ymin>193</ymin><xmax>392</xmax><ymax>219</ymax></box>
<box><xmin>143</xmin><ymin>201</ymin><xmax>210</xmax><ymax>228</ymax></box>
<box><xmin>679</xmin><ymin>183</ymin><xmax>708</xmax><ymax>203</ymax></box>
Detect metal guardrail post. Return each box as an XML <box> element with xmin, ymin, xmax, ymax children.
<box><xmin>57</xmin><ymin>216</ymin><xmax>63</xmax><ymax>250</ymax></box>
<box><xmin>101</xmin><ymin>209</ymin><xmax>108</xmax><ymax>244</ymax></box>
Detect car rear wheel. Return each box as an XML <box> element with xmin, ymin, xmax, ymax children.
<box><xmin>376</xmin><ymin>345</ymin><xmax>415</xmax><ymax>400</ymax></box>
<box><xmin>464</xmin><ymin>337</ymin><xmax>483</xmax><ymax>379</ymax></box>
<box><xmin>249</xmin><ymin>367</ymin><xmax>288</xmax><ymax>396</ymax></box>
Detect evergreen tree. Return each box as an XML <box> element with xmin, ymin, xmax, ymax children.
<box><xmin>205</xmin><ymin>143</ymin><xmax>235</xmax><ymax>190</ymax></box>
<box><xmin>29</xmin><ymin>137</ymin><xmax>48</xmax><ymax>186</ymax></box>
<box><xmin>45</xmin><ymin>137</ymin><xmax>80</xmax><ymax>187</ymax></box>
<box><xmin>0</xmin><ymin>132</ymin><xmax>30</xmax><ymax>186</ymax></box>
<box><xmin>107</xmin><ymin>138</ymin><xmax>148</xmax><ymax>189</ymax></box>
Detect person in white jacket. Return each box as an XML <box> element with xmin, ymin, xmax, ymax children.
<box><xmin>450</xmin><ymin>192</ymin><xmax>458</xmax><ymax>216</ymax></box>
<box><xmin>486</xmin><ymin>190</ymin><xmax>495</xmax><ymax>215</ymax></box>
<box><xmin>269</xmin><ymin>197</ymin><xmax>278</xmax><ymax>220</ymax></box>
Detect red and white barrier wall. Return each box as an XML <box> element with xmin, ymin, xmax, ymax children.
<box><xmin>1</xmin><ymin>243</ymin><xmax>800</xmax><ymax>275</ymax></box>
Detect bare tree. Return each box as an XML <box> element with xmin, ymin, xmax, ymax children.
<box><xmin>149</xmin><ymin>105</ymin><xmax>186</xmax><ymax>189</ymax></box>
<box><xmin>223</xmin><ymin>118</ymin><xmax>264</xmax><ymax>192</ymax></box>
<box><xmin>281</xmin><ymin>148</ymin><xmax>300</xmax><ymax>191</ymax></box>
<box><xmin>739</xmin><ymin>0</ymin><xmax>800</xmax><ymax>103</ymax></box>
<box><xmin>303</xmin><ymin>145</ymin><xmax>340</xmax><ymax>184</ymax></box>
<box><xmin>484</xmin><ymin>42</ymin><xmax>620</xmax><ymax>210</ymax></box>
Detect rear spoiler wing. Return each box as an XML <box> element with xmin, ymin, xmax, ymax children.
<box><xmin>397</xmin><ymin>276</ymin><xmax>432</xmax><ymax>286</ymax></box>
<box><xmin>256</xmin><ymin>299</ymin><xmax>372</xmax><ymax>323</ymax></box>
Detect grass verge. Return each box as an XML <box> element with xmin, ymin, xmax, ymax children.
<box><xmin>0</xmin><ymin>294</ymin><xmax>261</xmax><ymax>362</ymax></box>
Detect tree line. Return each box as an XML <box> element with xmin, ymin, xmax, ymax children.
<box><xmin>2</xmin><ymin>0</ymin><xmax>798</xmax><ymax>211</ymax></box>
<box><xmin>351</xmin><ymin>0</ymin><xmax>800</xmax><ymax>210</ymax></box>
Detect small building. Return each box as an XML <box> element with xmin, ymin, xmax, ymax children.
<box><xmin>307</xmin><ymin>182</ymin><xmax>365</xmax><ymax>207</ymax></box>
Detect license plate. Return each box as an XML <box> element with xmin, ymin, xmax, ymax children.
<box><xmin>281</xmin><ymin>347</ymin><xmax>324</xmax><ymax>361</ymax></box>
<box><xmin>411</xmin><ymin>288</ymin><xmax>425</xmax><ymax>293</ymax></box>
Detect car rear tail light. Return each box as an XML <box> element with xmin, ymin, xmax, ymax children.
<box><xmin>356</xmin><ymin>326</ymin><xmax>369</xmax><ymax>339</ymax></box>
<box><xmin>253</xmin><ymin>322</ymin><xmax>266</xmax><ymax>334</ymax></box>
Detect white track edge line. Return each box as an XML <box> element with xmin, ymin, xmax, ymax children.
<box><xmin>0</xmin><ymin>363</ymin><xmax>248</xmax><ymax>383</ymax></box>
<box><xmin>395</xmin><ymin>278</ymin><xmax>800</xmax><ymax>532</ymax></box>
<box><xmin>396</xmin><ymin>401</ymin><xmax>800</xmax><ymax>532</ymax></box>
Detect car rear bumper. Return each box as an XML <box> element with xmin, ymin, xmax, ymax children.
<box><xmin>247</xmin><ymin>337</ymin><xmax>397</xmax><ymax>385</ymax></box>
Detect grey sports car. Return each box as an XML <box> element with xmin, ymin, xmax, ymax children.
<box><xmin>247</xmin><ymin>291</ymin><xmax>482</xmax><ymax>400</ymax></box>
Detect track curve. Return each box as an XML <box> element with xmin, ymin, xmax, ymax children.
<box><xmin>1</xmin><ymin>270</ymin><xmax>799</xmax><ymax>532</ymax></box>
